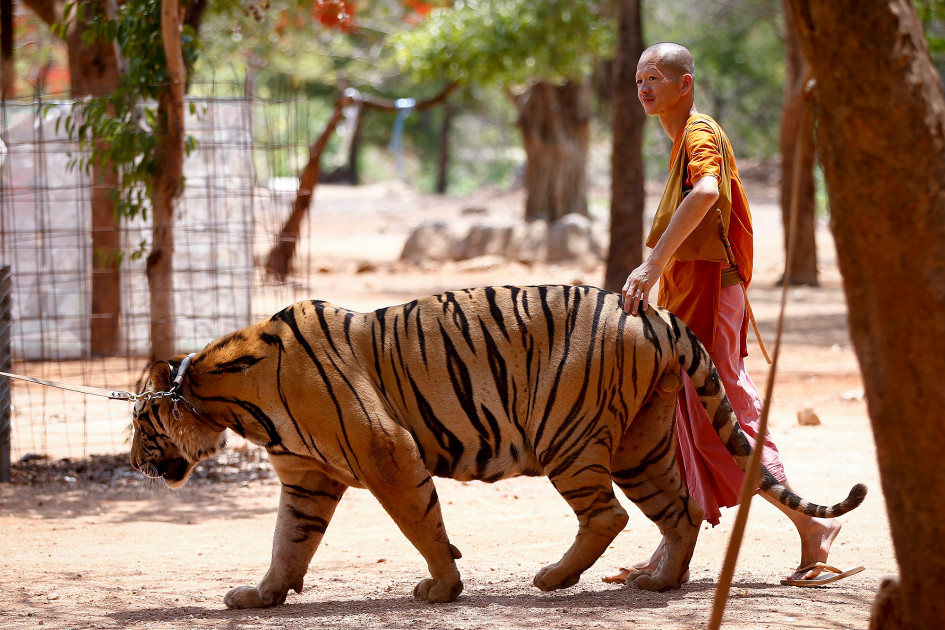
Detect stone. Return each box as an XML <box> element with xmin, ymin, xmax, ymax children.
<box><xmin>796</xmin><ymin>407</ymin><xmax>821</xmax><ymax>426</ymax></box>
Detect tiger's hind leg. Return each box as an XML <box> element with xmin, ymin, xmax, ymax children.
<box><xmin>224</xmin><ymin>468</ymin><xmax>347</xmax><ymax>609</ymax></box>
<box><xmin>611</xmin><ymin>373</ymin><xmax>703</xmax><ymax>592</ymax></box>
<box><xmin>533</xmin><ymin>438</ymin><xmax>630</xmax><ymax>592</ymax></box>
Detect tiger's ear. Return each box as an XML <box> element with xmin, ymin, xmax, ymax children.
<box><xmin>149</xmin><ymin>361</ymin><xmax>173</xmax><ymax>391</ymax></box>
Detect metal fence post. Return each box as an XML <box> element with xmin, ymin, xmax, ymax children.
<box><xmin>0</xmin><ymin>265</ymin><xmax>10</xmax><ymax>482</ymax></box>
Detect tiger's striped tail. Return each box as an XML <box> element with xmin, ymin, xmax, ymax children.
<box><xmin>667</xmin><ymin>311</ymin><xmax>867</xmax><ymax>519</ymax></box>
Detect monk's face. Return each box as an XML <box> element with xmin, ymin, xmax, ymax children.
<box><xmin>636</xmin><ymin>52</ymin><xmax>690</xmax><ymax>117</ymax></box>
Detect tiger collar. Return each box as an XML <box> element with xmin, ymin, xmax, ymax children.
<box><xmin>142</xmin><ymin>352</ymin><xmax>199</xmax><ymax>416</ymax></box>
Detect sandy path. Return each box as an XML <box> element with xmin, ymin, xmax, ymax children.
<box><xmin>0</xmin><ymin>182</ymin><xmax>895</xmax><ymax>629</ymax></box>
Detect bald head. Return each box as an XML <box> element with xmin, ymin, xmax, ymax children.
<box><xmin>640</xmin><ymin>43</ymin><xmax>694</xmax><ymax>80</ymax></box>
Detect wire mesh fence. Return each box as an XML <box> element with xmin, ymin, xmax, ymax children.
<box><xmin>0</xmin><ymin>85</ymin><xmax>343</xmax><ymax>461</ymax></box>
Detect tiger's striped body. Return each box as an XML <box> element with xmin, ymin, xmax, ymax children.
<box><xmin>131</xmin><ymin>285</ymin><xmax>865</xmax><ymax>607</ymax></box>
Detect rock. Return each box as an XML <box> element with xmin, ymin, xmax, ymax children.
<box><xmin>457</xmin><ymin>224</ymin><xmax>515</xmax><ymax>260</ymax></box>
<box><xmin>507</xmin><ymin>220</ymin><xmax>548</xmax><ymax>263</ymax></box>
<box><xmin>547</xmin><ymin>213</ymin><xmax>594</xmax><ymax>262</ymax></box>
<box><xmin>400</xmin><ymin>222</ymin><xmax>457</xmax><ymax>263</ymax></box>
<box><xmin>796</xmin><ymin>407</ymin><xmax>821</xmax><ymax>426</ymax></box>
<box><xmin>455</xmin><ymin>255</ymin><xmax>507</xmax><ymax>273</ymax></box>
<box><xmin>401</xmin><ymin>213</ymin><xmax>603</xmax><ymax>265</ymax></box>
<box><xmin>841</xmin><ymin>389</ymin><xmax>865</xmax><ymax>402</ymax></box>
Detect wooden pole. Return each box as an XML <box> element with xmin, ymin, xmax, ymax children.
<box><xmin>0</xmin><ymin>265</ymin><xmax>11</xmax><ymax>482</ymax></box>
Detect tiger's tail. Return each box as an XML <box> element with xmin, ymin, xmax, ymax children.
<box><xmin>666</xmin><ymin>311</ymin><xmax>867</xmax><ymax>519</ymax></box>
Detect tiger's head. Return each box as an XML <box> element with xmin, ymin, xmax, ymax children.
<box><xmin>130</xmin><ymin>354</ymin><xmax>226</xmax><ymax>489</ymax></box>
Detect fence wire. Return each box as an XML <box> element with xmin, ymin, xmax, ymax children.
<box><xmin>0</xmin><ymin>86</ymin><xmax>340</xmax><ymax>460</ymax></box>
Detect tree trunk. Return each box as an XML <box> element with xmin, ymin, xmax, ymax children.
<box><xmin>265</xmin><ymin>94</ymin><xmax>349</xmax><ymax>280</ymax></box>
<box><xmin>604</xmin><ymin>0</ymin><xmax>645</xmax><ymax>292</ymax></box>
<box><xmin>516</xmin><ymin>80</ymin><xmax>591</xmax><ymax>222</ymax></box>
<box><xmin>345</xmin><ymin>101</ymin><xmax>364</xmax><ymax>185</ymax></box>
<box><xmin>69</xmin><ymin>6</ymin><xmax>122</xmax><ymax>356</ymax></box>
<box><xmin>24</xmin><ymin>0</ymin><xmax>123</xmax><ymax>355</ymax></box>
<box><xmin>1</xmin><ymin>0</ymin><xmax>12</xmax><ymax>98</ymax></box>
<box><xmin>785</xmin><ymin>2</ymin><xmax>945</xmax><ymax>628</ymax></box>
<box><xmin>266</xmin><ymin>83</ymin><xmax>458</xmax><ymax>279</ymax></box>
<box><xmin>89</xmin><ymin>155</ymin><xmax>122</xmax><ymax>356</ymax></box>
<box><xmin>779</xmin><ymin>2</ymin><xmax>818</xmax><ymax>286</ymax></box>
<box><xmin>436</xmin><ymin>101</ymin><xmax>453</xmax><ymax>194</ymax></box>
<box><xmin>147</xmin><ymin>0</ymin><xmax>187</xmax><ymax>360</ymax></box>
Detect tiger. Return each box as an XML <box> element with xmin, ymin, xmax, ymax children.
<box><xmin>130</xmin><ymin>284</ymin><xmax>866</xmax><ymax>608</ymax></box>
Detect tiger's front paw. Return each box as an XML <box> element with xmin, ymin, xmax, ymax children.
<box><xmin>224</xmin><ymin>585</ymin><xmax>289</xmax><ymax>609</ymax></box>
<box><xmin>533</xmin><ymin>563</ymin><xmax>581</xmax><ymax>591</ymax></box>
<box><xmin>412</xmin><ymin>577</ymin><xmax>463</xmax><ymax>603</ymax></box>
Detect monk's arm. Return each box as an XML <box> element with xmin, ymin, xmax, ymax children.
<box><xmin>647</xmin><ymin>175</ymin><xmax>720</xmax><ymax>269</ymax></box>
<box><xmin>622</xmin><ymin>175</ymin><xmax>720</xmax><ymax>314</ymax></box>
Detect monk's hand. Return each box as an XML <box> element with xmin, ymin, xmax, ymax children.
<box><xmin>621</xmin><ymin>262</ymin><xmax>659</xmax><ymax>316</ymax></box>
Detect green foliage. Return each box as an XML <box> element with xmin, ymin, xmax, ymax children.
<box><xmin>915</xmin><ymin>0</ymin><xmax>945</xmax><ymax>76</ymax></box>
<box><xmin>391</xmin><ymin>0</ymin><xmax>614</xmax><ymax>89</ymax></box>
<box><xmin>192</xmin><ymin>1</ymin><xmax>406</xmax><ymax>90</ymax></box>
<box><xmin>55</xmin><ymin>0</ymin><xmax>200</xmax><ymax>222</ymax></box>
<box><xmin>642</xmin><ymin>0</ymin><xmax>784</xmax><ymax>167</ymax></box>
<box><xmin>252</xmin><ymin>95</ymin><xmax>342</xmax><ymax>180</ymax></box>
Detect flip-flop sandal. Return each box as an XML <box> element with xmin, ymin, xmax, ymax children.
<box><xmin>780</xmin><ymin>562</ymin><xmax>866</xmax><ymax>587</ymax></box>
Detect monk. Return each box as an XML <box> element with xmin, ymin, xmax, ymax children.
<box><xmin>610</xmin><ymin>42</ymin><xmax>862</xmax><ymax>587</ymax></box>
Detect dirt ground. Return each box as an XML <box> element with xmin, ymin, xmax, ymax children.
<box><xmin>0</xmin><ymin>181</ymin><xmax>896</xmax><ymax>629</ymax></box>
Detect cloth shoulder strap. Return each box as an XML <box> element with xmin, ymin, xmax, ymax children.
<box><xmin>646</xmin><ymin>115</ymin><xmax>733</xmax><ymax>263</ymax></box>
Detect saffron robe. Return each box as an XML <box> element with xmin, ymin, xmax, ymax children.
<box><xmin>654</xmin><ymin>114</ymin><xmax>753</xmax><ymax>354</ymax></box>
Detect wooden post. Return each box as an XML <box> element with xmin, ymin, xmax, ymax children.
<box><xmin>0</xmin><ymin>265</ymin><xmax>11</xmax><ymax>482</ymax></box>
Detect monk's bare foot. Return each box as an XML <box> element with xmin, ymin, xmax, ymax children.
<box><xmin>602</xmin><ymin>568</ymin><xmax>633</xmax><ymax>584</ymax></box>
<box><xmin>787</xmin><ymin>517</ymin><xmax>842</xmax><ymax>581</ymax></box>
<box><xmin>605</xmin><ymin>566</ymin><xmax>691</xmax><ymax>585</ymax></box>
<box><xmin>603</xmin><ymin>539</ymin><xmax>689</xmax><ymax>584</ymax></box>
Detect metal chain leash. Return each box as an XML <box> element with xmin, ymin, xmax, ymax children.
<box><xmin>0</xmin><ymin>353</ymin><xmax>199</xmax><ymax>419</ymax></box>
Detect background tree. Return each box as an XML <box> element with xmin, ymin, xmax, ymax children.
<box><xmin>264</xmin><ymin>82</ymin><xmax>457</xmax><ymax>279</ymax></box>
<box><xmin>59</xmin><ymin>0</ymin><xmax>205</xmax><ymax>360</ymax></box>
<box><xmin>914</xmin><ymin>0</ymin><xmax>945</xmax><ymax>77</ymax></box>
<box><xmin>1</xmin><ymin>0</ymin><xmax>12</xmax><ymax>97</ymax></box>
<box><xmin>784</xmin><ymin>1</ymin><xmax>945</xmax><ymax>627</ymax></box>
<box><xmin>393</xmin><ymin>0</ymin><xmax>613</xmax><ymax>222</ymax></box>
<box><xmin>603</xmin><ymin>0</ymin><xmax>645</xmax><ymax>292</ymax></box>
<box><xmin>641</xmin><ymin>1</ymin><xmax>783</xmax><ymax>170</ymax></box>
<box><xmin>150</xmin><ymin>0</ymin><xmax>188</xmax><ymax>360</ymax></box>
<box><xmin>778</xmin><ymin>1</ymin><xmax>818</xmax><ymax>286</ymax></box>
<box><xmin>24</xmin><ymin>0</ymin><xmax>123</xmax><ymax>355</ymax></box>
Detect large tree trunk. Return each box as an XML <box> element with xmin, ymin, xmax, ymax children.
<box><xmin>779</xmin><ymin>2</ymin><xmax>818</xmax><ymax>286</ymax></box>
<box><xmin>516</xmin><ymin>80</ymin><xmax>591</xmax><ymax>222</ymax></box>
<box><xmin>25</xmin><ymin>0</ymin><xmax>123</xmax><ymax>355</ymax></box>
<box><xmin>69</xmin><ymin>5</ymin><xmax>122</xmax><ymax>356</ymax></box>
<box><xmin>785</xmin><ymin>2</ymin><xmax>945</xmax><ymax>628</ymax></box>
<box><xmin>1</xmin><ymin>0</ymin><xmax>12</xmax><ymax>98</ymax></box>
<box><xmin>603</xmin><ymin>0</ymin><xmax>645</xmax><ymax>292</ymax></box>
<box><xmin>147</xmin><ymin>0</ymin><xmax>187</xmax><ymax>360</ymax></box>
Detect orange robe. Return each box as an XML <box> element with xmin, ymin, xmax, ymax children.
<box><xmin>656</xmin><ymin>114</ymin><xmax>753</xmax><ymax>354</ymax></box>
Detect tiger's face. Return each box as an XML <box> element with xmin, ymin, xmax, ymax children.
<box><xmin>130</xmin><ymin>358</ymin><xmax>225</xmax><ymax>489</ymax></box>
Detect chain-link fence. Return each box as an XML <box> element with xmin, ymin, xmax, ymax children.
<box><xmin>0</xmin><ymin>86</ymin><xmax>344</xmax><ymax>460</ymax></box>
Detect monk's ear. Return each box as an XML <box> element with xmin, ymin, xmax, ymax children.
<box><xmin>149</xmin><ymin>361</ymin><xmax>173</xmax><ymax>391</ymax></box>
<box><xmin>681</xmin><ymin>73</ymin><xmax>694</xmax><ymax>94</ymax></box>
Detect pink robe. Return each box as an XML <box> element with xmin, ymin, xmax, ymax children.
<box><xmin>673</xmin><ymin>284</ymin><xmax>786</xmax><ymax>525</ymax></box>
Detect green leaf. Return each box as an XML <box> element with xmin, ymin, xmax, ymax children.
<box><xmin>48</xmin><ymin>0</ymin><xmax>201</xmax><ymax>229</ymax></box>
